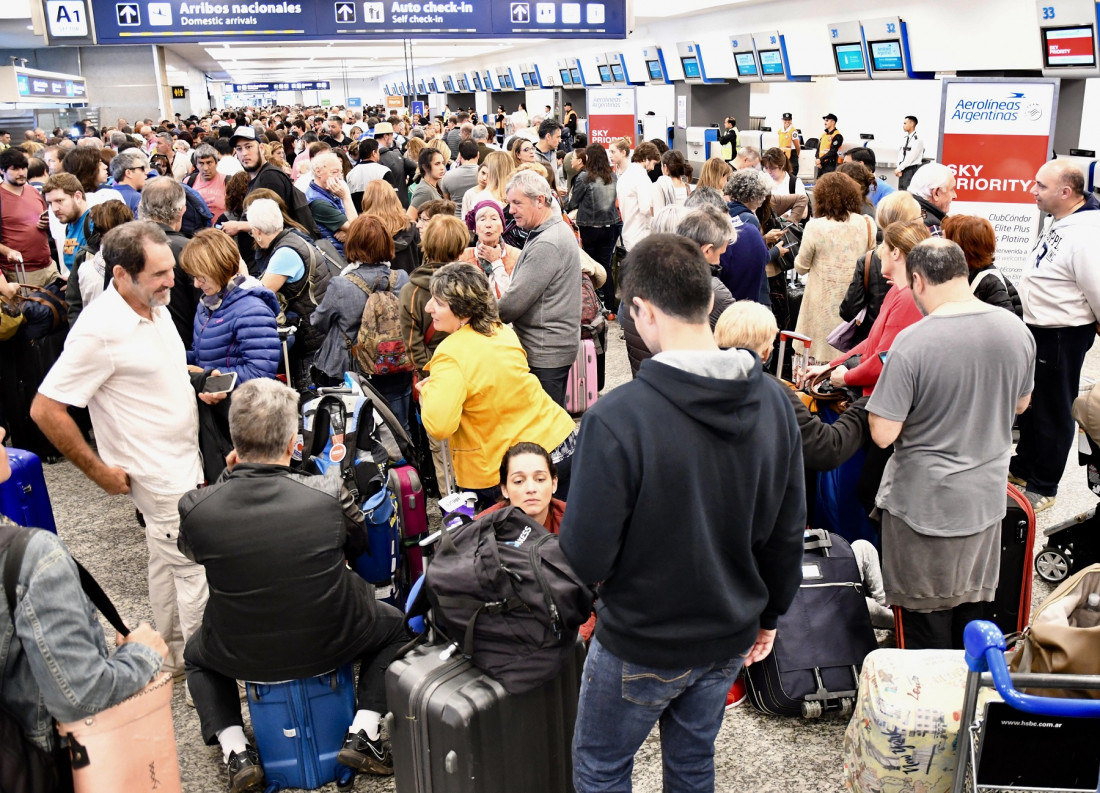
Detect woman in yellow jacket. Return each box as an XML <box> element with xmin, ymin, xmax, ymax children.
<box><xmin>416</xmin><ymin>262</ymin><xmax>577</xmax><ymax>507</ymax></box>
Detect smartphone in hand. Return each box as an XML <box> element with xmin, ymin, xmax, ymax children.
<box><xmin>202</xmin><ymin>372</ymin><xmax>238</xmax><ymax>393</ymax></box>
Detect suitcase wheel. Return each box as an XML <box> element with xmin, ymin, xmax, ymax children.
<box><xmin>1034</xmin><ymin>546</ymin><xmax>1072</xmax><ymax>584</ymax></box>
<box><xmin>839</xmin><ymin>697</ymin><xmax>854</xmax><ymax>717</ymax></box>
<box><xmin>336</xmin><ymin>767</ymin><xmax>356</xmax><ymax>788</ymax></box>
<box><xmin>801</xmin><ymin>700</ymin><xmax>823</xmax><ymax>719</ymax></box>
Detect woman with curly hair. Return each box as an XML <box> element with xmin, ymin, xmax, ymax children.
<box><xmin>793</xmin><ymin>171</ymin><xmax>877</xmax><ymax>362</ymax></box>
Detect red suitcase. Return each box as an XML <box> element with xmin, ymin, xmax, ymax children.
<box><xmin>389</xmin><ymin>464</ymin><xmax>428</xmax><ymax>584</ymax></box>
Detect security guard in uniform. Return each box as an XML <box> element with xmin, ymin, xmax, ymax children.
<box><xmin>777</xmin><ymin>112</ymin><xmax>801</xmax><ymax>177</ymax></box>
<box><xmin>718</xmin><ymin>116</ymin><xmax>739</xmax><ymax>163</ymax></box>
<box><xmin>815</xmin><ymin>113</ymin><xmax>843</xmax><ymax>176</ymax></box>
<box><xmin>895</xmin><ymin>115</ymin><xmax>925</xmax><ymax>190</ymax></box>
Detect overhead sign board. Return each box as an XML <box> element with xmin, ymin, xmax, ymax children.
<box><xmin>88</xmin><ymin>0</ymin><xmax>628</xmax><ymax>43</ymax></box>
<box><xmin>171</xmin><ymin>85</ymin><xmax>186</xmax><ymax>98</ymax></box>
<box><xmin>0</xmin><ymin>66</ymin><xmax>88</xmax><ymax>103</ymax></box>
<box><xmin>228</xmin><ymin>81</ymin><xmax>330</xmax><ymax>92</ymax></box>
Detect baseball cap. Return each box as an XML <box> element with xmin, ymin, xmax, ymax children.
<box><xmin>229</xmin><ymin>126</ymin><xmax>258</xmax><ymax>145</ymax></box>
<box><xmin>374</xmin><ymin>121</ymin><xmax>394</xmax><ymax>135</ymax></box>
<box><xmin>822</xmin><ymin>113</ymin><xmax>838</xmax><ymax>122</ymax></box>
<box><xmin>781</xmin><ymin>112</ymin><xmax>793</xmax><ymax>120</ymax></box>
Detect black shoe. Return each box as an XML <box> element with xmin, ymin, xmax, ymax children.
<box><xmin>226</xmin><ymin>746</ymin><xmax>264</xmax><ymax>793</ymax></box>
<box><xmin>337</xmin><ymin>729</ymin><xmax>394</xmax><ymax>776</ymax></box>
<box><xmin>135</xmin><ymin>509</ymin><xmax>146</xmax><ymax>528</ymax></box>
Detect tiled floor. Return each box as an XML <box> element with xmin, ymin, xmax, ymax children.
<box><xmin>38</xmin><ymin>325</ymin><xmax>1098</xmax><ymax>793</ymax></box>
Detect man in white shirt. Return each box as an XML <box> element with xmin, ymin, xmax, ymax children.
<box><xmin>895</xmin><ymin>116</ymin><xmax>925</xmax><ymax>191</ymax></box>
<box><xmin>617</xmin><ymin>141</ymin><xmax>662</xmax><ymax>251</ymax></box>
<box><xmin>31</xmin><ymin>221</ymin><xmax>209</xmax><ymax>680</ymax></box>
<box><xmin>346</xmin><ymin>139</ymin><xmax>391</xmax><ymax>208</ymax></box>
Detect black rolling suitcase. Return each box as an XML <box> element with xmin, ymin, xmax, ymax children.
<box><xmin>385</xmin><ymin>638</ymin><xmax>585</xmax><ymax>793</ymax></box>
<box><xmin>0</xmin><ymin>330</ymin><xmax>66</xmax><ymax>461</ymax></box>
<box><xmin>745</xmin><ymin>529</ymin><xmax>878</xmax><ymax>718</ymax></box>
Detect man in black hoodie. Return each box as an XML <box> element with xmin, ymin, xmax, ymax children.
<box><xmin>560</xmin><ymin>234</ymin><xmax>806</xmax><ymax>793</ymax></box>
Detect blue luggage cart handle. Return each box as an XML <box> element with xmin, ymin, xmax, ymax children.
<box><xmin>963</xmin><ymin>620</ymin><xmax>1100</xmax><ymax>718</ymax></box>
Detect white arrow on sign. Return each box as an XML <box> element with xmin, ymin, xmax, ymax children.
<box><xmin>335</xmin><ymin>2</ymin><xmax>355</xmax><ymax>21</ymax></box>
<box><xmin>116</xmin><ymin>3</ymin><xmax>139</xmax><ymax>24</ymax></box>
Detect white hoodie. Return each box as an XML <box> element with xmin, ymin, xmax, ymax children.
<box><xmin>1019</xmin><ymin>196</ymin><xmax>1100</xmax><ymax>327</ymax></box>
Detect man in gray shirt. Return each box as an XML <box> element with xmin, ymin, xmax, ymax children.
<box><xmin>440</xmin><ymin>140</ymin><xmax>481</xmax><ymax>217</ymax></box>
<box><xmin>867</xmin><ymin>238</ymin><xmax>1034</xmax><ymax>650</ymax></box>
<box><xmin>499</xmin><ymin>169</ymin><xmax>581</xmax><ymax>407</ymax></box>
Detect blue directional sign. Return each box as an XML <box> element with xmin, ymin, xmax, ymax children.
<box><xmin>88</xmin><ymin>0</ymin><xmax>627</xmax><ymax>43</ymax></box>
<box><xmin>228</xmin><ymin>80</ymin><xmax>331</xmax><ymax>92</ymax></box>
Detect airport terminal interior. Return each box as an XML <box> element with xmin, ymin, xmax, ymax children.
<box><xmin>2</xmin><ymin>0</ymin><xmax>1100</xmax><ymax>789</ymax></box>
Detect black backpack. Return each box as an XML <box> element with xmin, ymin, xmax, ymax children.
<box><xmin>415</xmin><ymin>507</ymin><xmax>593</xmax><ymax>695</ymax></box>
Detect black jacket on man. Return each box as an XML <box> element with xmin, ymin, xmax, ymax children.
<box><xmin>178</xmin><ymin>463</ymin><xmax>375</xmax><ymax>681</ymax></box>
<box><xmin>154</xmin><ymin>222</ymin><xmax>200</xmax><ymax>349</ymax></box>
<box><xmin>912</xmin><ymin>194</ymin><xmax>946</xmax><ymax>235</ymax></box>
<box><xmin>560</xmin><ymin>352</ymin><xmax>806</xmax><ymax>669</ymax></box>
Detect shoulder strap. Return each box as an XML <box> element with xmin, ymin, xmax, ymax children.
<box><xmin>863</xmin><ymin>250</ymin><xmax>872</xmax><ymax>292</ymax></box>
<box><xmin>345</xmin><ymin>271</ymin><xmax>371</xmax><ymax>295</ymax></box>
<box><xmin>970</xmin><ymin>268</ymin><xmax>1000</xmax><ymax>293</ymax></box>
<box><xmin>789</xmin><ymin>173</ymin><xmax>797</xmax><ymax>194</ymax></box>
<box><xmin>185</xmin><ymin>171</ymin><xmax>198</xmax><ymax>187</ymax></box>
<box><xmin>3</xmin><ymin>526</ymin><xmax>129</xmax><ymax>636</ymax></box>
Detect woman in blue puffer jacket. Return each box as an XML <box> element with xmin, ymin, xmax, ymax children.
<box><xmin>181</xmin><ymin>228</ymin><xmax>282</xmax><ymax>382</ymax></box>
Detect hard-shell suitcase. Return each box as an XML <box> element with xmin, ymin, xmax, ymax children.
<box><xmin>746</xmin><ymin>529</ymin><xmax>878</xmax><ymax>717</ymax></box>
<box><xmin>389</xmin><ymin>463</ymin><xmax>428</xmax><ymax>584</ymax></box>
<box><xmin>0</xmin><ymin>448</ymin><xmax>56</xmax><ymax>533</ymax></box>
<box><xmin>245</xmin><ymin>666</ymin><xmax>356</xmax><ymax>791</ymax></box>
<box><xmin>564</xmin><ymin>338</ymin><xmax>597</xmax><ymax>415</ymax></box>
<box><xmin>991</xmin><ymin>483</ymin><xmax>1035</xmax><ymax>634</ymax></box>
<box><xmin>385</xmin><ymin>639</ymin><xmax>585</xmax><ymax>793</ymax></box>
<box><xmin>893</xmin><ymin>484</ymin><xmax>1035</xmax><ymax>647</ymax></box>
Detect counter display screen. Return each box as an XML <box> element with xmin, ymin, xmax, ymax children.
<box><xmin>681</xmin><ymin>56</ymin><xmax>701</xmax><ymax>78</ymax></box>
<box><xmin>598</xmin><ymin>64</ymin><xmax>612</xmax><ymax>82</ymax></box>
<box><xmin>869</xmin><ymin>40</ymin><xmax>904</xmax><ymax>71</ymax></box>
<box><xmin>1042</xmin><ymin>25</ymin><xmax>1096</xmax><ymax>67</ymax></box>
<box><xmin>646</xmin><ymin>59</ymin><xmax>663</xmax><ymax>79</ymax></box>
<box><xmin>522</xmin><ymin>72</ymin><xmax>532</xmax><ymax>86</ymax></box>
<box><xmin>833</xmin><ymin>43</ymin><xmax>866</xmax><ymax>73</ymax></box>
<box><xmin>734</xmin><ymin>52</ymin><xmax>759</xmax><ymax>76</ymax></box>
<box><xmin>610</xmin><ymin>63</ymin><xmax>625</xmax><ymax>81</ymax></box>
<box><xmin>560</xmin><ymin>69</ymin><xmax>572</xmax><ymax>84</ymax></box>
<box><xmin>758</xmin><ymin>49</ymin><xmax>784</xmax><ymax>75</ymax></box>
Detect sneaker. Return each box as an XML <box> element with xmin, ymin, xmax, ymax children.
<box><xmin>337</xmin><ymin>729</ymin><xmax>394</xmax><ymax>776</ymax></box>
<box><xmin>1023</xmin><ymin>489</ymin><xmax>1056</xmax><ymax>514</ymax></box>
<box><xmin>725</xmin><ymin>676</ymin><xmax>747</xmax><ymax>709</ymax></box>
<box><xmin>1008</xmin><ymin>472</ymin><xmax>1027</xmax><ymax>488</ymax></box>
<box><xmin>225</xmin><ymin>746</ymin><xmax>264</xmax><ymax>793</ymax></box>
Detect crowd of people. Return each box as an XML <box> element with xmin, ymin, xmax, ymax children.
<box><xmin>0</xmin><ymin>102</ymin><xmax>1098</xmax><ymax>793</ymax></box>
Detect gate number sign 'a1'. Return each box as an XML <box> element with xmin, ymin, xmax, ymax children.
<box><xmin>46</xmin><ymin>0</ymin><xmax>89</xmax><ymax>36</ymax></box>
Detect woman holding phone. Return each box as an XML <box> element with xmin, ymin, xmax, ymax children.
<box><xmin>181</xmin><ymin>228</ymin><xmax>282</xmax><ymax>383</ymax></box>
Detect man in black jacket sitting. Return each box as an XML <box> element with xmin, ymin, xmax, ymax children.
<box><xmin>179</xmin><ymin>378</ymin><xmax>407</xmax><ymax>792</ymax></box>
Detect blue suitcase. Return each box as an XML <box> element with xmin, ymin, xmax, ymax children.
<box><xmin>245</xmin><ymin>665</ymin><xmax>357</xmax><ymax>791</ymax></box>
<box><xmin>0</xmin><ymin>449</ymin><xmax>57</xmax><ymax>533</ymax></box>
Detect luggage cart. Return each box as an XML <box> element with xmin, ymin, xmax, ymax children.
<box><xmin>950</xmin><ymin>620</ymin><xmax>1100</xmax><ymax>793</ymax></box>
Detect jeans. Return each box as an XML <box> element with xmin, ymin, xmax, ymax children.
<box><xmin>530</xmin><ymin>365</ymin><xmax>571</xmax><ymax>408</ymax></box>
<box><xmin>1011</xmin><ymin>323</ymin><xmax>1095</xmax><ymax>497</ymax></box>
<box><xmin>573</xmin><ymin>636</ymin><xmax>747</xmax><ymax>793</ymax></box>
<box><xmin>186</xmin><ymin>600</ymin><xmax>409</xmax><ymax>745</ymax></box>
<box><xmin>579</xmin><ymin>224</ymin><xmax>622</xmax><ymax>311</ymax></box>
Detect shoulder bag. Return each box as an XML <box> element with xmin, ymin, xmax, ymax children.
<box><xmin>826</xmin><ymin>251</ymin><xmax>872</xmax><ymax>353</ymax></box>
<box><xmin>4</xmin><ymin>524</ymin><xmax>181</xmax><ymax>793</ymax></box>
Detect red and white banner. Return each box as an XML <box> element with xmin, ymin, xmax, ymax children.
<box><xmin>938</xmin><ymin>79</ymin><xmax>1058</xmax><ymax>282</ymax></box>
<box><xmin>586</xmin><ymin>88</ymin><xmax>637</xmax><ymax>149</ymax></box>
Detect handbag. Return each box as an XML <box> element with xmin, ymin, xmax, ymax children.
<box><xmin>610</xmin><ymin>233</ymin><xmax>628</xmax><ymax>288</ymax></box>
<box><xmin>826</xmin><ymin>251</ymin><xmax>873</xmax><ymax>353</ymax></box>
<box><xmin>3</xmin><ymin>525</ymin><xmax>182</xmax><ymax>793</ymax></box>
<box><xmin>0</xmin><ymin>297</ymin><xmax>24</xmax><ymax>341</ymax></box>
<box><xmin>1008</xmin><ymin>562</ymin><xmax>1100</xmax><ymax>699</ymax></box>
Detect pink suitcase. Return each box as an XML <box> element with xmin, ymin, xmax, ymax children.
<box><xmin>389</xmin><ymin>464</ymin><xmax>428</xmax><ymax>583</ymax></box>
<box><xmin>565</xmin><ymin>338</ymin><xmax>598</xmax><ymax>415</ymax></box>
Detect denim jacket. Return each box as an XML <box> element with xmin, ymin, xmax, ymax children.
<box><xmin>565</xmin><ymin>172</ymin><xmax>621</xmax><ymax>227</ymax></box>
<box><xmin>0</xmin><ymin>525</ymin><xmax>163</xmax><ymax>750</ymax></box>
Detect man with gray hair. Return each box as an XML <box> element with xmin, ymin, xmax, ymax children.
<box><xmin>472</xmin><ymin>124</ymin><xmax>493</xmax><ymax>163</ymax></box>
<box><xmin>732</xmin><ymin>145</ymin><xmax>761</xmax><ymax>171</ymax></box>
<box><xmin>178</xmin><ymin>377</ymin><xmax>406</xmax><ymax>789</ymax></box>
<box><xmin>32</xmin><ymin>220</ymin><xmax>209</xmax><ymax>691</ymax></box>
<box><xmin>110</xmin><ymin>148</ymin><xmax>149</xmax><ymax>214</ymax></box>
<box><xmin>499</xmin><ymin>168</ymin><xmax>582</xmax><ymax>405</ymax></box>
<box><xmin>139</xmin><ymin>178</ymin><xmax>199</xmax><ymax>346</ymax></box>
<box><xmin>906</xmin><ymin>162</ymin><xmax>956</xmax><ymax>235</ymax></box>
<box><xmin>307</xmin><ymin>150</ymin><xmax>358</xmax><ymax>257</ymax></box>
<box><xmin>867</xmin><ymin>238</ymin><xmax>1034</xmax><ymax>650</ymax></box>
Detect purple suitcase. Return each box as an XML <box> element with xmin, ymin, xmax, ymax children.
<box><xmin>0</xmin><ymin>449</ymin><xmax>57</xmax><ymax>533</ymax></box>
<box><xmin>565</xmin><ymin>338</ymin><xmax>598</xmax><ymax>415</ymax></box>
